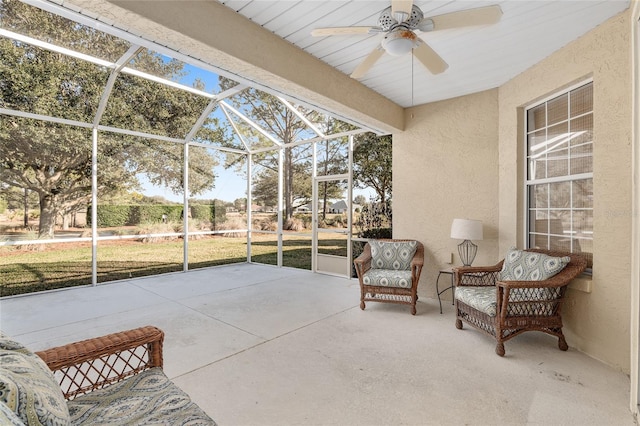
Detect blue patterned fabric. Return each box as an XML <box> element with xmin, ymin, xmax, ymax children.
<box><xmin>499</xmin><ymin>248</ymin><xmax>570</xmax><ymax>281</ymax></box>
<box><xmin>0</xmin><ymin>335</ymin><xmax>70</xmax><ymax>426</ymax></box>
<box><xmin>0</xmin><ymin>401</ymin><xmax>25</xmax><ymax>426</ymax></box>
<box><xmin>369</xmin><ymin>240</ymin><xmax>417</xmax><ymax>270</ymax></box>
<box><xmin>68</xmin><ymin>367</ymin><xmax>215</xmax><ymax>425</ymax></box>
<box><xmin>363</xmin><ymin>269</ymin><xmax>413</xmax><ymax>288</ymax></box>
<box><xmin>455</xmin><ymin>286</ymin><xmax>498</xmax><ymax>317</ymax></box>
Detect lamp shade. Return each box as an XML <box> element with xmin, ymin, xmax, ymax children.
<box><xmin>450</xmin><ymin>218</ymin><xmax>483</xmax><ymax>241</ymax></box>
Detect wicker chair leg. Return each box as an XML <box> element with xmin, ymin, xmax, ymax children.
<box><xmin>558</xmin><ymin>334</ymin><xmax>569</xmax><ymax>351</ymax></box>
<box><xmin>495</xmin><ymin>342</ymin><xmax>505</xmax><ymax>357</ymax></box>
<box><xmin>360</xmin><ymin>300</ymin><xmax>365</xmax><ymax>310</ymax></box>
<box><xmin>455</xmin><ymin>319</ymin><xmax>463</xmax><ymax>329</ymax></box>
<box><xmin>411</xmin><ymin>305</ymin><xmax>416</xmax><ymax>315</ymax></box>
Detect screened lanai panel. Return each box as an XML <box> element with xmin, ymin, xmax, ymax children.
<box><xmin>126</xmin><ymin>48</ymin><xmax>227</xmax><ymax>95</ymax></box>
<box><xmin>222</xmin><ymin>88</ymin><xmax>322</xmax><ymax>148</ymax></box>
<box><xmin>95</xmin><ymin>131</ymin><xmax>184</xmax><ymax>282</ymax></box>
<box><xmin>317</xmin><ymin>137</ymin><xmax>349</xmax><ymax>176</ymax></box>
<box><xmin>250</xmin><ymin>232</ymin><xmax>278</xmax><ymax>266</ymax></box>
<box><xmin>0</xmin><ymin>39</ymin><xmax>109</xmax><ymax>121</ymax></box>
<box><xmin>101</xmin><ymin>73</ymin><xmax>208</xmax><ymax>139</ymax></box>
<box><xmin>188</xmin><ymin>146</ymin><xmax>247</xmax><ymax>233</ymax></box>
<box><xmin>282</xmin><ymin>234</ymin><xmax>311</xmax><ymax>270</ymax></box>
<box><xmin>221</xmin><ymin>106</ymin><xmax>279</xmax><ymax>151</ymax></box>
<box><xmin>307</xmin><ymin>110</ymin><xmax>359</xmax><ymax>136</ymax></box>
<box><xmin>0</xmin><ymin>117</ymin><xmax>94</xmax><ymax>296</ymax></box>
<box><xmin>250</xmin><ymin>158</ymin><xmax>276</xmax><ymax>231</ymax></box>
<box><xmin>282</xmin><ymin>142</ymin><xmax>312</xmax><ymax>270</ymax></box>
<box><xmin>0</xmin><ymin>0</ymin><xmax>131</xmax><ymax>63</ymax></box>
<box><xmin>188</xmin><ymin>146</ymin><xmax>248</xmax><ymax>268</ymax></box>
<box><xmin>0</xmin><ymin>117</ymin><xmax>92</xmax><ymax>240</ymax></box>
<box><xmin>192</xmin><ymin>106</ymin><xmax>247</xmax><ymax>150</ymax></box>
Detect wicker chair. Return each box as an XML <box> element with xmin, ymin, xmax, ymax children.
<box><xmin>453</xmin><ymin>248</ymin><xmax>587</xmax><ymax>356</ymax></box>
<box><xmin>354</xmin><ymin>239</ymin><xmax>424</xmax><ymax>315</ymax></box>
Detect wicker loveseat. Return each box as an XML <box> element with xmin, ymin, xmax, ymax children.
<box><xmin>354</xmin><ymin>239</ymin><xmax>424</xmax><ymax>315</ymax></box>
<box><xmin>454</xmin><ymin>248</ymin><xmax>587</xmax><ymax>356</ymax></box>
<box><xmin>0</xmin><ymin>326</ymin><xmax>215</xmax><ymax>425</ymax></box>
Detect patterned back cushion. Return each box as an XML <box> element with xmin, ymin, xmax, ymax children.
<box><xmin>500</xmin><ymin>248</ymin><xmax>571</xmax><ymax>281</ymax></box>
<box><xmin>369</xmin><ymin>240</ymin><xmax>417</xmax><ymax>270</ymax></box>
<box><xmin>0</xmin><ymin>335</ymin><xmax>70</xmax><ymax>425</ymax></box>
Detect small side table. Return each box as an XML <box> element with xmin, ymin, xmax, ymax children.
<box><xmin>436</xmin><ymin>269</ymin><xmax>455</xmax><ymax>314</ymax></box>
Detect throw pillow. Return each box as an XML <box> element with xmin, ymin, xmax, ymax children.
<box><xmin>0</xmin><ymin>335</ymin><xmax>70</xmax><ymax>426</ymax></box>
<box><xmin>500</xmin><ymin>248</ymin><xmax>571</xmax><ymax>281</ymax></box>
<box><xmin>369</xmin><ymin>240</ymin><xmax>417</xmax><ymax>270</ymax></box>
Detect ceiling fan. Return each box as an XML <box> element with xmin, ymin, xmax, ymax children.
<box><xmin>311</xmin><ymin>0</ymin><xmax>502</xmax><ymax>79</ymax></box>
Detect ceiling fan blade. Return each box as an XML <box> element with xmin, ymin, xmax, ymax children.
<box><xmin>350</xmin><ymin>47</ymin><xmax>385</xmax><ymax>79</ymax></box>
<box><xmin>413</xmin><ymin>42</ymin><xmax>448</xmax><ymax>75</ymax></box>
<box><xmin>391</xmin><ymin>0</ymin><xmax>413</xmax><ymax>17</ymax></box>
<box><xmin>428</xmin><ymin>5</ymin><xmax>502</xmax><ymax>31</ymax></box>
<box><xmin>311</xmin><ymin>26</ymin><xmax>375</xmax><ymax>37</ymax></box>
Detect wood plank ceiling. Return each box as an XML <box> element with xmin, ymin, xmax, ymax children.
<box><xmin>217</xmin><ymin>0</ymin><xmax>630</xmax><ymax>108</ymax></box>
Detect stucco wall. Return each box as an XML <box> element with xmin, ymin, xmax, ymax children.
<box><xmin>498</xmin><ymin>11</ymin><xmax>632</xmax><ymax>371</ymax></box>
<box><xmin>394</xmin><ymin>89</ymin><xmax>500</xmax><ymax>300</ymax></box>
<box><xmin>395</xmin><ymin>10</ymin><xmax>632</xmax><ymax>372</ymax></box>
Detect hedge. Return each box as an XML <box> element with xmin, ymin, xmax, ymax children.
<box><xmin>88</xmin><ymin>204</ymin><xmax>193</xmax><ymax>227</ymax></box>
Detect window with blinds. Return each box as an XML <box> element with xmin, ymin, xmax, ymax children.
<box><xmin>525</xmin><ymin>82</ymin><xmax>593</xmax><ymax>269</ymax></box>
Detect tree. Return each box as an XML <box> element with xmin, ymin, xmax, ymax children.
<box><xmin>0</xmin><ymin>0</ymin><xmax>227</xmax><ymax>238</ymax></box>
<box><xmin>353</xmin><ymin>133</ymin><xmax>392</xmax><ymax>202</ymax></box>
<box><xmin>354</xmin><ymin>194</ymin><xmax>367</xmax><ymax>206</ymax></box>
<box><xmin>353</xmin><ymin>133</ymin><xmax>392</xmax><ymax>225</ymax></box>
<box><xmin>233</xmin><ymin>197</ymin><xmax>247</xmax><ymax>212</ymax></box>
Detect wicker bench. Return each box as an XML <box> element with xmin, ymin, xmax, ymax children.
<box><xmin>0</xmin><ymin>326</ymin><xmax>216</xmax><ymax>425</ymax></box>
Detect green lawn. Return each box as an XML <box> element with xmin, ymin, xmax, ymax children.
<box><xmin>0</xmin><ymin>234</ymin><xmax>348</xmax><ymax>297</ymax></box>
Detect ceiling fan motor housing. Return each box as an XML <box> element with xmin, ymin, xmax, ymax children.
<box><xmin>378</xmin><ymin>5</ymin><xmax>424</xmax><ymax>31</ymax></box>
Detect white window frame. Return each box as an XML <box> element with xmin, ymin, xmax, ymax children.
<box><xmin>523</xmin><ymin>79</ymin><xmax>594</xmax><ymax>271</ymax></box>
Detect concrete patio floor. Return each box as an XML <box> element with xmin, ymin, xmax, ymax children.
<box><xmin>0</xmin><ymin>263</ymin><xmax>635</xmax><ymax>425</ymax></box>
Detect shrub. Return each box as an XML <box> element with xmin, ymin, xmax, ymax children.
<box><xmin>88</xmin><ymin>205</ymin><xmax>130</xmax><ymax>227</ymax></box>
<box><xmin>284</xmin><ymin>217</ymin><xmax>304</xmax><ymax>231</ymax></box>
<box><xmin>216</xmin><ymin>217</ymin><xmax>247</xmax><ymax>237</ymax></box>
<box><xmin>359</xmin><ymin>228</ymin><xmax>392</xmax><ymax>239</ymax></box>
<box><xmin>258</xmin><ymin>218</ymin><xmax>277</xmax><ymax>231</ymax></box>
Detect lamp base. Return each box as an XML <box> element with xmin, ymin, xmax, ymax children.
<box><xmin>458</xmin><ymin>240</ymin><xmax>478</xmax><ymax>266</ymax></box>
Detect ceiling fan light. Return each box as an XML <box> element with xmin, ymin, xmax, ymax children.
<box><xmin>382</xmin><ymin>29</ymin><xmax>417</xmax><ymax>56</ymax></box>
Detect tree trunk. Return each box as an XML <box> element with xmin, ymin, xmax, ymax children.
<box><xmin>284</xmin><ymin>148</ymin><xmax>293</xmax><ymax>220</ymax></box>
<box><xmin>62</xmin><ymin>214</ymin><xmax>70</xmax><ymax>230</ymax></box>
<box><xmin>23</xmin><ymin>188</ymin><xmax>29</xmax><ymax>227</ymax></box>
<box><xmin>38</xmin><ymin>193</ymin><xmax>57</xmax><ymax>239</ymax></box>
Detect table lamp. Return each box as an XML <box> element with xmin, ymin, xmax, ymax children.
<box><xmin>450</xmin><ymin>218</ymin><xmax>483</xmax><ymax>266</ymax></box>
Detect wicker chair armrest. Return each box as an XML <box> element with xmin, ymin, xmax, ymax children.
<box><xmin>353</xmin><ymin>244</ymin><xmax>372</xmax><ymax>274</ymax></box>
<box><xmin>453</xmin><ymin>261</ymin><xmax>503</xmax><ymax>287</ymax></box>
<box><xmin>497</xmin><ymin>279</ymin><xmax>567</xmax><ymax>289</ymax></box>
<box><xmin>411</xmin><ymin>243</ymin><xmax>424</xmax><ymax>268</ymax></box>
<box><xmin>36</xmin><ymin>326</ymin><xmax>164</xmax><ymax>400</ymax></box>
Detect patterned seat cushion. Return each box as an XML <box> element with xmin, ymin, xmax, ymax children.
<box><xmin>500</xmin><ymin>248</ymin><xmax>571</xmax><ymax>302</ymax></box>
<box><xmin>456</xmin><ymin>285</ymin><xmax>562</xmax><ymax>317</ymax></box>
<box><xmin>0</xmin><ymin>335</ymin><xmax>70</xmax><ymax>425</ymax></box>
<box><xmin>369</xmin><ymin>240</ymin><xmax>417</xmax><ymax>270</ymax></box>
<box><xmin>0</xmin><ymin>401</ymin><xmax>25</xmax><ymax>426</ymax></box>
<box><xmin>500</xmin><ymin>248</ymin><xmax>571</xmax><ymax>281</ymax></box>
<box><xmin>363</xmin><ymin>269</ymin><xmax>413</xmax><ymax>289</ymax></box>
<box><xmin>455</xmin><ymin>286</ymin><xmax>498</xmax><ymax>317</ymax></box>
<box><xmin>68</xmin><ymin>367</ymin><xmax>215</xmax><ymax>425</ymax></box>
